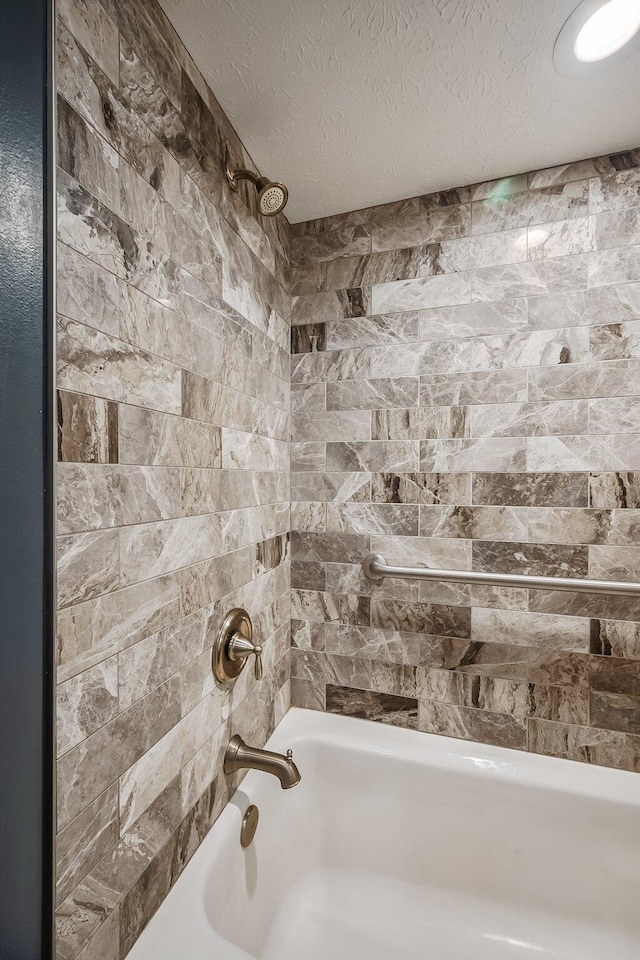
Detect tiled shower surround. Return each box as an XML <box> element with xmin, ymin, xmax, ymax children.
<box><xmin>289</xmin><ymin>150</ymin><xmax>640</xmax><ymax>771</ymax></box>
<box><xmin>54</xmin><ymin>0</ymin><xmax>640</xmax><ymax>956</ymax></box>
<box><xmin>54</xmin><ymin>0</ymin><xmax>289</xmax><ymax>957</ymax></box>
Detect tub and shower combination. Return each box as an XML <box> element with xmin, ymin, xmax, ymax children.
<box><xmin>129</xmin><ymin>707</ymin><xmax>640</xmax><ymax>960</ymax></box>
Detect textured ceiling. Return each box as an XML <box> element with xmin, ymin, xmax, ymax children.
<box><xmin>159</xmin><ymin>0</ymin><xmax>640</xmax><ymax>222</ymax></box>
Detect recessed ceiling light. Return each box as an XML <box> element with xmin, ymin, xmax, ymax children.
<box><xmin>554</xmin><ymin>0</ymin><xmax>640</xmax><ymax>77</ymax></box>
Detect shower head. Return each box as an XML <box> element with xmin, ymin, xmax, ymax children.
<box><xmin>224</xmin><ymin>149</ymin><xmax>288</xmax><ymax>217</ymax></box>
<box><xmin>256</xmin><ymin>180</ymin><xmax>288</xmax><ymax>217</ymax></box>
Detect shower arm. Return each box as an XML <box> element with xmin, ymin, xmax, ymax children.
<box><xmin>225</xmin><ymin>164</ymin><xmax>267</xmax><ymax>192</ymax></box>
<box><xmin>362</xmin><ymin>553</ymin><xmax>640</xmax><ymax>597</ymax></box>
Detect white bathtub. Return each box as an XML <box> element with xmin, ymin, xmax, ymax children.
<box><xmin>128</xmin><ymin>708</ymin><xmax>640</xmax><ymax>960</ymax></box>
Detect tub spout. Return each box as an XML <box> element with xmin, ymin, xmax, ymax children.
<box><xmin>224</xmin><ymin>735</ymin><xmax>301</xmax><ymax>789</ymax></box>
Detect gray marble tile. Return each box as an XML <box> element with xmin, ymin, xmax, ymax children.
<box><xmin>57</xmin><ymin>97</ymin><xmax>119</xmax><ymax>213</ymax></box>
<box><xmin>590</xmin><ymin>619</ymin><xmax>640</xmax><ymax>660</ymax></box>
<box><xmin>325</xmin><ymin>623</ymin><xmax>421</xmax><ymax>665</ymax></box>
<box><xmin>57</xmin><ymin>241</ymin><xmax>120</xmax><ymax>337</ymax></box>
<box><xmin>57</xmin><ymin>463</ymin><xmax>181</xmax><ymax>535</ymax></box>
<box><xmin>290</xmin><ymin>678</ymin><xmax>326</xmax><ymax>711</ymax></box>
<box><xmin>372</xmin><ymin>271</ymin><xmax>472</xmax><ymax>314</ymax></box>
<box><xmin>326</xmin><ymin>312</ymin><xmax>419</xmax><ymax>350</ymax></box>
<box><xmin>326</xmin><ymin>377</ymin><xmax>419</xmax><ymax>411</ymax></box>
<box><xmin>119</xmin><ymin>691</ymin><xmax>222</xmax><ymax>833</ymax></box>
<box><xmin>326</xmin><ymin>503</ymin><xmax>419</xmax><ymax>537</ymax></box>
<box><xmin>589</xmin><ymin>167</ymin><xmax>640</xmax><ymax>213</ymax></box>
<box><xmin>371</xmin><ymin>599</ymin><xmax>470</xmax><ymax>638</ymax></box>
<box><xmin>290</xmin><ymin>472</ymin><xmax>370</xmax><ymax>503</ymax></box>
<box><xmin>470</xmin><ymin>608</ymin><xmax>590</xmax><ymax>652</ymax></box>
<box><xmin>422</xmin><ymin>230</ymin><xmax>527</xmax><ymax>275</ymax></box>
<box><xmin>418</xmin><ymin>299</ymin><xmax>527</xmax><ymax>342</ymax></box>
<box><xmin>58</xmin><ymin>316</ymin><xmax>182</xmax><ymax>415</ymax></box>
<box><xmin>528</xmin><ymin>358</ymin><xmax>640</xmax><ymax>402</ymax></box>
<box><xmin>57</xmin><ymin>0</ymin><xmax>120</xmax><ymax>85</ymax></box>
<box><xmin>291</xmin><ymin>290</ymin><xmax>365</xmax><ymax>325</ymax></box>
<box><xmin>290</xmin><ymin>590</ymin><xmax>370</xmax><ymax>626</ymax></box>
<box><xmin>327</xmin><ymin>440</ymin><xmax>419</xmax><ymax>472</ymax></box>
<box><xmin>472</xmin><ymin>181</ymin><xmax>589</xmax><ymax>235</ymax></box>
<box><xmin>66</xmin><ymin>780</ymin><xmax>185</xmax><ymax>960</ymax></box>
<box><xmin>290</xmin><ymin>649</ymin><xmax>371</xmax><ymax>689</ymax></box>
<box><xmin>421</xmin><ymin>369</ymin><xmax>528</xmax><ymax>406</ymax></box>
<box><xmin>291</xmin><ymin>441</ymin><xmax>326</xmax><ymax>472</ymax></box>
<box><xmin>57</xmin><ymin>573</ymin><xmax>181</xmax><ymax>683</ymax></box>
<box><xmin>530</xmin><ymin>152</ymin><xmax>639</xmax><ymax>190</ymax></box>
<box><xmin>324</xmin><ymin>561</ymin><xmax>419</xmax><ymax>601</ymax></box>
<box><xmin>420</xmin><ymin>437</ymin><xmax>526</xmax><ymax>472</ymax></box>
<box><xmin>181</xmin><ymin>468</ymin><xmax>288</xmax><ymax>516</ymax></box>
<box><xmin>291</xmin><ymin>224</ymin><xmax>372</xmax><ymax>264</ymax></box>
<box><xmin>291</xmin><ymin>619</ymin><xmax>326</xmax><ymax>651</ymax></box>
<box><xmin>589</xmin><ymin>319</ymin><xmax>640</xmax><ymax>362</ymax></box>
<box><xmin>589</xmin><ymin>246</ymin><xmax>640</xmax><ymax>288</ymax></box>
<box><xmin>590</xmin><ymin>691</ymin><xmax>640</xmax><ymax>735</ymax></box>
<box><xmin>589</xmin><ymin>545</ymin><xmax>640</xmax><ymax>582</ymax></box>
<box><xmin>120</xmin><ymin>283</ymin><xmax>252</xmax><ymax>387</ymax></box>
<box><xmin>56</xmin><ymin>782</ymin><xmax>119</xmax><ymax>904</ymax></box>
<box><xmin>529</xmin><ymin>588</ymin><xmax>640</xmax><ymax>624</ymax></box>
<box><xmin>291</xmin><ymin>561</ymin><xmax>325</xmax><ymax>592</ymax></box>
<box><xmin>326</xmin><ymin>247</ymin><xmax>424</xmax><ymax>290</ymax></box>
<box><xmin>181</xmin><ymin>371</ymin><xmax>288</xmax><ymax>441</ymax></box>
<box><xmin>291</xmin><ymin>410</ymin><xmax>370</xmax><ymax>443</ymax></box>
<box><xmin>118</xmin><ymin>612</ymin><xmax>207</xmax><ymax>712</ymax></box>
<box><xmin>119</xmin><ymin>405</ymin><xmax>221</xmax><ymax>467</ymax></box>
<box><xmin>526</xmin><ymin>217</ymin><xmax>594</xmax><ymax>261</ymax></box>
<box><xmin>372</xmin><ymin>406</ymin><xmax>469</xmax><ymax>441</ymax></box>
<box><xmin>57</xmin><ymin>658</ymin><xmax>119</xmax><ymax>757</ymax></box>
<box><xmin>57</xmin><ymin>390</ymin><xmax>118</xmax><ymax>464</ymax></box>
<box><xmin>418</xmin><ymin>504</ymin><xmax>526</xmax><ymax>542</ymax></box>
<box><xmin>57</xmin><ymin>19</ymin><xmax>166</xmax><ymax>187</ymax></box>
<box><xmin>370</xmin><ymin>534</ymin><xmax>471</xmax><ymax>571</ymax></box>
<box><xmin>593</xmin><ymin>207</ymin><xmax>640</xmax><ymax>251</ymax></box>
<box><xmin>418</xmin><ymin>670</ymin><xmax>588</xmax><ymax>725</ymax></box>
<box><xmin>327</xmin><ymin>685</ymin><xmax>418</xmax><ymax>729</ymax></box>
<box><xmin>589</xmin><ymin>397</ymin><xmax>640</xmax><ymax>435</ymax></box>
<box><xmin>526</xmin><ymin>435</ymin><xmax>640</xmax><ymax>472</ymax></box>
<box><xmin>589</xmin><ymin>472</ymin><xmax>640</xmax><ymax>509</ymax></box>
<box><xmin>57</xmin><ymin>677</ymin><xmax>181</xmax><ymax>829</ymax></box>
<box><xmin>221</xmin><ymin>429</ymin><xmax>288</xmax><ymax>472</ymax></box>
<box><xmin>371</xmin><ymin>200</ymin><xmax>471</xmax><ymax>252</ymax></box>
<box><xmin>291</xmin><ymin>531</ymin><xmax>369</xmax><ymax>564</ymax></box>
<box><xmin>471</xmin><ymin>400</ymin><xmax>587</xmax><ymax>438</ymax></box>
<box><xmin>291</xmin><ymin>347</ymin><xmax>371</xmax><ymax>384</ymax></box>
<box><xmin>180</xmin><ymin>546</ymin><xmax>254</xmax><ymax>616</ymax></box>
<box><xmin>527</xmin><ymin>284</ymin><xmax>640</xmax><ymax>332</ymax></box>
<box><xmin>472</xmin><ymin>472</ymin><xmax>588</xmax><ymax>507</ymax></box>
<box><xmin>419</xmin><ymin>701</ymin><xmax>527</xmax><ymax>750</ymax></box>
<box><xmin>473</xmin><ymin>539</ymin><xmax>588</xmax><ymax>578</ymax></box>
<box><xmin>528</xmin><ymin>719</ymin><xmax>640</xmax><ymax>773</ymax></box>
<box><xmin>472</xmin><ymin>254</ymin><xmax>589</xmax><ymax>302</ymax></box>
<box><xmin>291</xmin><ymin>382</ymin><xmax>327</xmax><ymax>415</ymax></box>
<box><xmin>57</xmin><ymin>530</ymin><xmax>120</xmax><ymax>609</ymax></box>
<box><xmin>371</xmin><ymin>471</ymin><xmax>471</xmax><ymax>505</ymax></box>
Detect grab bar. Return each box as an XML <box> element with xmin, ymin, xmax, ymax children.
<box><xmin>362</xmin><ymin>554</ymin><xmax>640</xmax><ymax>597</ymax></box>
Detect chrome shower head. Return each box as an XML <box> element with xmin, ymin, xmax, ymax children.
<box><xmin>224</xmin><ymin>149</ymin><xmax>288</xmax><ymax>217</ymax></box>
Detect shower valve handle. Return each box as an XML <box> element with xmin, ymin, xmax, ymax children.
<box><xmin>228</xmin><ymin>632</ymin><xmax>263</xmax><ymax>681</ymax></box>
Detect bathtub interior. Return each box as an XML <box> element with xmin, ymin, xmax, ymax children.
<box><xmin>130</xmin><ymin>710</ymin><xmax>640</xmax><ymax>959</ymax></box>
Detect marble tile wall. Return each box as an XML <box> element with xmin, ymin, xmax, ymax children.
<box><xmin>55</xmin><ymin>1</ymin><xmax>290</xmax><ymax>957</ymax></box>
<box><xmin>289</xmin><ymin>149</ymin><xmax>640</xmax><ymax>774</ymax></box>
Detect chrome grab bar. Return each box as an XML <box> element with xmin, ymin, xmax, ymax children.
<box><xmin>362</xmin><ymin>554</ymin><xmax>640</xmax><ymax>597</ymax></box>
